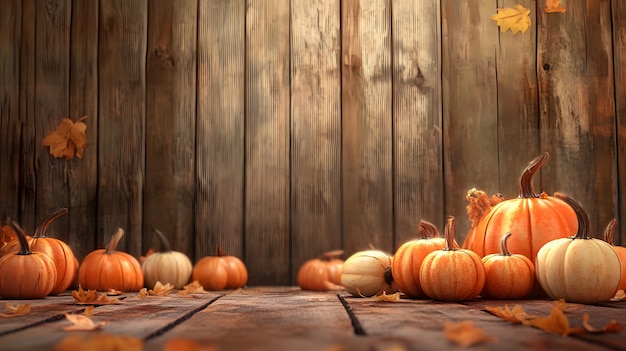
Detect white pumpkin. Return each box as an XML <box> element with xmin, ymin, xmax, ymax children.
<box><xmin>340</xmin><ymin>249</ymin><xmax>397</xmax><ymax>297</ymax></box>
<box><xmin>142</xmin><ymin>229</ymin><xmax>193</xmax><ymax>289</ymax></box>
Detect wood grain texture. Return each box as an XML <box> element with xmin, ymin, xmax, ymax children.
<box><xmin>144</xmin><ymin>0</ymin><xmax>197</xmax><ymax>259</ymax></box>
<box><xmin>245</xmin><ymin>0</ymin><xmax>291</xmax><ymax>285</ymax></box>
<box><xmin>97</xmin><ymin>0</ymin><xmax>147</xmax><ymax>256</ymax></box>
<box><xmin>68</xmin><ymin>0</ymin><xmax>99</xmax><ymax>261</ymax></box>
<box><xmin>537</xmin><ymin>0</ymin><xmax>617</xmax><ymax>236</ymax></box>
<box><xmin>0</xmin><ymin>0</ymin><xmax>21</xmax><ymax>222</ymax></box>
<box><xmin>290</xmin><ymin>0</ymin><xmax>342</xmax><ymax>282</ymax></box>
<box><xmin>441</xmin><ymin>0</ymin><xmax>500</xmax><ymax>241</ymax></box>
<box><xmin>612</xmin><ymin>0</ymin><xmax>626</xmax><ymax>245</ymax></box>
<box><xmin>391</xmin><ymin>0</ymin><xmax>444</xmax><ymax>248</ymax></box>
<box><xmin>342</xmin><ymin>0</ymin><xmax>394</xmax><ymax>254</ymax></box>
<box><xmin>196</xmin><ymin>0</ymin><xmax>246</xmax><ymax>261</ymax></box>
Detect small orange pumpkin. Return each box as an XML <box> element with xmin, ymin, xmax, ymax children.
<box><xmin>481</xmin><ymin>232</ymin><xmax>535</xmax><ymax>299</ymax></box>
<box><xmin>77</xmin><ymin>228</ymin><xmax>144</xmax><ymax>292</ymax></box>
<box><xmin>419</xmin><ymin>216</ymin><xmax>486</xmax><ymax>301</ymax></box>
<box><xmin>0</xmin><ymin>220</ymin><xmax>57</xmax><ymax>299</ymax></box>
<box><xmin>392</xmin><ymin>220</ymin><xmax>457</xmax><ymax>298</ymax></box>
<box><xmin>297</xmin><ymin>250</ymin><xmax>344</xmax><ymax>291</ymax></box>
<box><xmin>192</xmin><ymin>247</ymin><xmax>248</xmax><ymax>291</ymax></box>
<box><xmin>603</xmin><ymin>219</ymin><xmax>626</xmax><ymax>292</ymax></box>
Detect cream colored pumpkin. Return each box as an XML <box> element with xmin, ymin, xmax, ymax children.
<box><xmin>535</xmin><ymin>193</ymin><xmax>622</xmax><ymax>304</ymax></box>
<box><xmin>142</xmin><ymin>229</ymin><xmax>193</xmax><ymax>289</ymax></box>
<box><xmin>340</xmin><ymin>249</ymin><xmax>397</xmax><ymax>297</ymax></box>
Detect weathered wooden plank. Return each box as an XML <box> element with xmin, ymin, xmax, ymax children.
<box><xmin>144</xmin><ymin>288</ymin><xmax>355</xmax><ymax>351</ymax></box>
<box><xmin>67</xmin><ymin>0</ymin><xmax>99</xmax><ymax>262</ymax></box>
<box><xmin>0</xmin><ymin>0</ymin><xmax>21</xmax><ymax>221</ymax></box>
<box><xmin>612</xmin><ymin>0</ymin><xmax>626</xmax><ymax>245</ymax></box>
<box><xmin>144</xmin><ymin>0</ymin><xmax>197</xmax><ymax>260</ymax></box>
<box><xmin>290</xmin><ymin>0</ymin><xmax>342</xmax><ymax>283</ymax></box>
<box><xmin>537</xmin><ymin>0</ymin><xmax>617</xmax><ymax>236</ymax></box>
<box><xmin>33</xmin><ymin>0</ymin><xmax>71</xmax><ymax>241</ymax></box>
<box><xmin>0</xmin><ymin>293</ymin><xmax>220</xmax><ymax>351</ymax></box>
<box><xmin>441</xmin><ymin>0</ymin><xmax>500</xmax><ymax>241</ymax></box>
<box><xmin>195</xmin><ymin>0</ymin><xmax>246</xmax><ymax>262</ymax></box>
<box><xmin>391</xmin><ymin>0</ymin><xmax>444</xmax><ymax>247</ymax></box>
<box><xmin>97</xmin><ymin>0</ymin><xmax>147</xmax><ymax>256</ymax></box>
<box><xmin>341</xmin><ymin>0</ymin><xmax>394</xmax><ymax>254</ymax></box>
<box><xmin>494</xmin><ymin>0</ymin><xmax>541</xmax><ymax>200</ymax></box>
<box><xmin>245</xmin><ymin>1</ymin><xmax>291</xmax><ymax>285</ymax></box>
<box><xmin>0</xmin><ymin>294</ymin><xmax>80</xmax><ymax>336</ymax></box>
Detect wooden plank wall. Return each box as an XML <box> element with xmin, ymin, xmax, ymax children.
<box><xmin>0</xmin><ymin>0</ymin><xmax>624</xmax><ymax>286</ymax></box>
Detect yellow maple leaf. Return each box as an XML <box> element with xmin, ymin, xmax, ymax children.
<box><xmin>444</xmin><ymin>321</ymin><xmax>496</xmax><ymax>348</ymax></box>
<box><xmin>373</xmin><ymin>291</ymin><xmax>401</xmax><ymax>302</ymax></box>
<box><xmin>178</xmin><ymin>281</ymin><xmax>209</xmax><ymax>296</ymax></box>
<box><xmin>42</xmin><ymin>116</ymin><xmax>87</xmax><ymax>160</ymax></box>
<box><xmin>544</xmin><ymin>0</ymin><xmax>566</xmax><ymax>13</ymax></box>
<box><xmin>148</xmin><ymin>281</ymin><xmax>175</xmax><ymax>296</ymax></box>
<box><xmin>62</xmin><ymin>313</ymin><xmax>108</xmax><ymax>331</ymax></box>
<box><xmin>491</xmin><ymin>4</ymin><xmax>531</xmax><ymax>35</ymax></box>
<box><xmin>72</xmin><ymin>286</ymin><xmax>120</xmax><ymax>305</ymax></box>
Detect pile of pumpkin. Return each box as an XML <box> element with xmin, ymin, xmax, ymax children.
<box><xmin>0</xmin><ymin>210</ymin><xmax>248</xmax><ymax>299</ymax></box>
<box><xmin>298</xmin><ymin>152</ymin><xmax>626</xmax><ymax>304</ymax></box>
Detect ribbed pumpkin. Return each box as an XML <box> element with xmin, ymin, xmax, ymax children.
<box><xmin>465</xmin><ymin>152</ymin><xmax>577</xmax><ymax>260</ymax></box>
<box><xmin>297</xmin><ymin>250</ymin><xmax>344</xmax><ymax>291</ymax></box>
<box><xmin>78</xmin><ymin>228</ymin><xmax>144</xmax><ymax>292</ymax></box>
<box><xmin>142</xmin><ymin>229</ymin><xmax>193</xmax><ymax>289</ymax></box>
<box><xmin>462</xmin><ymin>188</ymin><xmax>504</xmax><ymax>250</ymax></box>
<box><xmin>535</xmin><ymin>193</ymin><xmax>622</xmax><ymax>304</ymax></box>
<box><xmin>419</xmin><ymin>216</ymin><xmax>486</xmax><ymax>301</ymax></box>
<box><xmin>192</xmin><ymin>247</ymin><xmax>248</xmax><ymax>291</ymax></box>
<box><xmin>481</xmin><ymin>232</ymin><xmax>535</xmax><ymax>299</ymax></box>
<box><xmin>341</xmin><ymin>249</ymin><xmax>397</xmax><ymax>297</ymax></box>
<box><xmin>603</xmin><ymin>219</ymin><xmax>626</xmax><ymax>292</ymax></box>
<box><xmin>392</xmin><ymin>220</ymin><xmax>457</xmax><ymax>298</ymax></box>
<box><xmin>0</xmin><ymin>220</ymin><xmax>57</xmax><ymax>299</ymax></box>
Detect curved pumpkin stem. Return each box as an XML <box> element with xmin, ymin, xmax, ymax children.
<box><xmin>418</xmin><ymin>219</ymin><xmax>440</xmax><ymax>239</ymax></box>
<box><xmin>554</xmin><ymin>192</ymin><xmax>590</xmax><ymax>239</ymax></box>
<box><xmin>106</xmin><ymin>228</ymin><xmax>125</xmax><ymax>253</ymax></box>
<box><xmin>7</xmin><ymin>219</ymin><xmax>32</xmax><ymax>256</ymax></box>
<box><xmin>153</xmin><ymin>229</ymin><xmax>173</xmax><ymax>253</ymax></box>
<box><xmin>602</xmin><ymin>218</ymin><xmax>617</xmax><ymax>245</ymax></box>
<box><xmin>499</xmin><ymin>232</ymin><xmax>512</xmax><ymax>256</ymax></box>
<box><xmin>444</xmin><ymin>216</ymin><xmax>457</xmax><ymax>251</ymax></box>
<box><xmin>321</xmin><ymin>249</ymin><xmax>344</xmax><ymax>260</ymax></box>
<box><xmin>34</xmin><ymin>207</ymin><xmax>69</xmax><ymax>238</ymax></box>
<box><xmin>518</xmin><ymin>152</ymin><xmax>549</xmax><ymax>199</ymax></box>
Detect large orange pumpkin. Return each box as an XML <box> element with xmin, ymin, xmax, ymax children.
<box><xmin>77</xmin><ymin>228</ymin><xmax>144</xmax><ymax>292</ymax></box>
<box><xmin>464</xmin><ymin>152</ymin><xmax>577</xmax><ymax>260</ymax></box>
<box><xmin>192</xmin><ymin>247</ymin><xmax>248</xmax><ymax>291</ymax></box>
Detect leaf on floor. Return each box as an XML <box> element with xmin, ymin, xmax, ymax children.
<box><xmin>62</xmin><ymin>313</ymin><xmax>108</xmax><ymax>331</ymax></box>
<box><xmin>582</xmin><ymin>313</ymin><xmax>623</xmax><ymax>333</ymax></box>
<box><xmin>178</xmin><ymin>281</ymin><xmax>209</xmax><ymax>296</ymax></box>
<box><xmin>444</xmin><ymin>321</ymin><xmax>496</xmax><ymax>347</ymax></box>
<box><xmin>0</xmin><ymin>303</ymin><xmax>31</xmax><ymax>317</ymax></box>
<box><xmin>149</xmin><ymin>281</ymin><xmax>175</xmax><ymax>296</ymax></box>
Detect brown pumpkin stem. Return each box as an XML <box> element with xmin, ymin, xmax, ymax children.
<box><xmin>554</xmin><ymin>192</ymin><xmax>590</xmax><ymax>239</ymax></box>
<box><xmin>602</xmin><ymin>218</ymin><xmax>618</xmax><ymax>245</ymax></box>
<box><xmin>153</xmin><ymin>229</ymin><xmax>173</xmax><ymax>252</ymax></box>
<box><xmin>34</xmin><ymin>207</ymin><xmax>69</xmax><ymax>238</ymax></box>
<box><xmin>216</xmin><ymin>246</ymin><xmax>226</xmax><ymax>257</ymax></box>
<box><xmin>499</xmin><ymin>232</ymin><xmax>512</xmax><ymax>256</ymax></box>
<box><xmin>7</xmin><ymin>219</ymin><xmax>32</xmax><ymax>256</ymax></box>
<box><xmin>418</xmin><ymin>220</ymin><xmax>440</xmax><ymax>239</ymax></box>
<box><xmin>518</xmin><ymin>152</ymin><xmax>549</xmax><ymax>199</ymax></box>
<box><xmin>321</xmin><ymin>249</ymin><xmax>344</xmax><ymax>260</ymax></box>
<box><xmin>444</xmin><ymin>215</ymin><xmax>457</xmax><ymax>251</ymax></box>
<box><xmin>106</xmin><ymin>228</ymin><xmax>125</xmax><ymax>253</ymax></box>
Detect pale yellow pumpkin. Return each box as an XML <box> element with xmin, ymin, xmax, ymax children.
<box><xmin>341</xmin><ymin>249</ymin><xmax>397</xmax><ymax>297</ymax></box>
<box><xmin>142</xmin><ymin>229</ymin><xmax>193</xmax><ymax>289</ymax></box>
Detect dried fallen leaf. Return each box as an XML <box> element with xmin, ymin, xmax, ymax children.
<box><xmin>54</xmin><ymin>334</ymin><xmax>143</xmax><ymax>351</ymax></box>
<box><xmin>491</xmin><ymin>4</ymin><xmax>531</xmax><ymax>35</ymax></box>
<box><xmin>72</xmin><ymin>286</ymin><xmax>121</xmax><ymax>305</ymax></box>
<box><xmin>582</xmin><ymin>313</ymin><xmax>623</xmax><ymax>333</ymax></box>
<box><xmin>611</xmin><ymin>289</ymin><xmax>625</xmax><ymax>301</ymax></box>
<box><xmin>374</xmin><ymin>291</ymin><xmax>401</xmax><ymax>302</ymax></box>
<box><xmin>82</xmin><ymin>306</ymin><xmax>95</xmax><ymax>316</ymax></box>
<box><xmin>0</xmin><ymin>303</ymin><xmax>31</xmax><ymax>317</ymax></box>
<box><xmin>485</xmin><ymin>304</ymin><xmax>534</xmax><ymax>323</ymax></box>
<box><xmin>62</xmin><ymin>313</ymin><xmax>108</xmax><ymax>331</ymax></box>
<box><xmin>42</xmin><ymin>116</ymin><xmax>88</xmax><ymax>160</ymax></box>
<box><xmin>107</xmin><ymin>289</ymin><xmax>122</xmax><ymax>296</ymax></box>
<box><xmin>138</xmin><ymin>288</ymin><xmax>149</xmax><ymax>298</ymax></box>
<box><xmin>444</xmin><ymin>321</ymin><xmax>496</xmax><ymax>348</ymax></box>
<box><xmin>164</xmin><ymin>338</ymin><xmax>218</xmax><ymax>351</ymax></box>
<box><xmin>178</xmin><ymin>281</ymin><xmax>209</xmax><ymax>296</ymax></box>
<box><xmin>520</xmin><ymin>300</ymin><xmax>585</xmax><ymax>336</ymax></box>
<box><xmin>149</xmin><ymin>281</ymin><xmax>175</xmax><ymax>296</ymax></box>
<box><xmin>544</xmin><ymin>0</ymin><xmax>566</xmax><ymax>13</ymax></box>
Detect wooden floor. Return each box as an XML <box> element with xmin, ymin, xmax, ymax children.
<box><xmin>0</xmin><ymin>287</ymin><xmax>625</xmax><ymax>351</ymax></box>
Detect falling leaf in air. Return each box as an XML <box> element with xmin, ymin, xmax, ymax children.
<box><xmin>42</xmin><ymin>116</ymin><xmax>87</xmax><ymax>160</ymax></box>
<box><xmin>0</xmin><ymin>303</ymin><xmax>31</xmax><ymax>318</ymax></box>
<box><xmin>148</xmin><ymin>281</ymin><xmax>175</xmax><ymax>296</ymax></box>
<box><xmin>544</xmin><ymin>0</ymin><xmax>566</xmax><ymax>13</ymax></box>
<box><xmin>164</xmin><ymin>338</ymin><xmax>218</xmax><ymax>351</ymax></box>
<box><xmin>582</xmin><ymin>313</ymin><xmax>623</xmax><ymax>333</ymax></box>
<box><xmin>491</xmin><ymin>4</ymin><xmax>531</xmax><ymax>35</ymax></box>
<box><xmin>178</xmin><ymin>281</ymin><xmax>209</xmax><ymax>296</ymax></box>
<box><xmin>62</xmin><ymin>313</ymin><xmax>108</xmax><ymax>331</ymax></box>
<box><xmin>444</xmin><ymin>321</ymin><xmax>496</xmax><ymax>347</ymax></box>
<box><xmin>54</xmin><ymin>334</ymin><xmax>143</xmax><ymax>351</ymax></box>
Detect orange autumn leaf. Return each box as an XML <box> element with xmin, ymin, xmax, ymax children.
<box><xmin>72</xmin><ymin>286</ymin><xmax>120</xmax><ymax>305</ymax></box>
<box><xmin>521</xmin><ymin>303</ymin><xmax>585</xmax><ymax>336</ymax></box>
<box><xmin>164</xmin><ymin>338</ymin><xmax>218</xmax><ymax>351</ymax></box>
<box><xmin>54</xmin><ymin>334</ymin><xmax>143</xmax><ymax>351</ymax></box>
<box><xmin>148</xmin><ymin>281</ymin><xmax>175</xmax><ymax>296</ymax></box>
<box><xmin>373</xmin><ymin>291</ymin><xmax>401</xmax><ymax>302</ymax></box>
<box><xmin>444</xmin><ymin>321</ymin><xmax>496</xmax><ymax>348</ymax></box>
<box><xmin>582</xmin><ymin>313</ymin><xmax>623</xmax><ymax>333</ymax></box>
<box><xmin>485</xmin><ymin>304</ymin><xmax>534</xmax><ymax>323</ymax></box>
<box><xmin>62</xmin><ymin>313</ymin><xmax>108</xmax><ymax>331</ymax></box>
<box><xmin>0</xmin><ymin>225</ymin><xmax>17</xmax><ymax>250</ymax></box>
<box><xmin>178</xmin><ymin>281</ymin><xmax>209</xmax><ymax>296</ymax></box>
<box><xmin>0</xmin><ymin>303</ymin><xmax>31</xmax><ymax>317</ymax></box>
<box><xmin>491</xmin><ymin>4</ymin><xmax>531</xmax><ymax>35</ymax></box>
<box><xmin>544</xmin><ymin>0</ymin><xmax>566</xmax><ymax>13</ymax></box>
<box><xmin>42</xmin><ymin>116</ymin><xmax>87</xmax><ymax>160</ymax></box>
